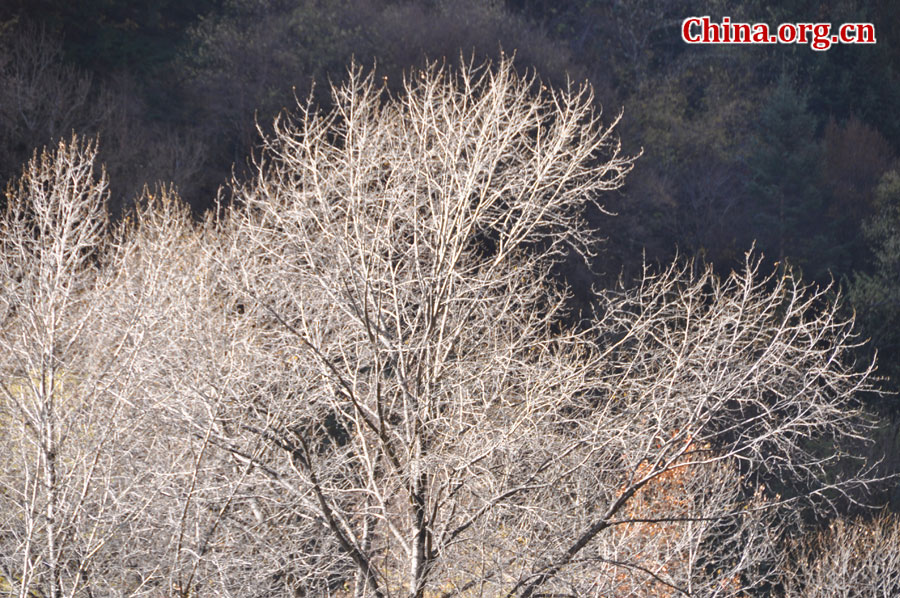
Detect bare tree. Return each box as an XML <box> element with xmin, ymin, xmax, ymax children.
<box><xmin>783</xmin><ymin>512</ymin><xmax>900</xmax><ymax>598</ymax></box>
<box><xmin>0</xmin><ymin>136</ymin><xmax>117</xmax><ymax>598</ymax></box>
<box><xmin>0</xmin><ymin>26</ymin><xmax>96</xmax><ymax>166</ymax></box>
<box><xmin>109</xmin><ymin>186</ymin><xmax>314</xmax><ymax>597</ymax></box>
<box><xmin>181</xmin><ymin>57</ymin><xmax>880</xmax><ymax>598</ymax></box>
<box><xmin>0</xmin><ymin>57</ymin><xmax>884</xmax><ymax>598</ymax></box>
<box><xmin>0</xmin><ymin>138</ymin><xmax>195</xmax><ymax>598</ymax></box>
<box><xmin>0</xmin><ymin>23</ymin><xmax>208</xmax><ymax>212</ymax></box>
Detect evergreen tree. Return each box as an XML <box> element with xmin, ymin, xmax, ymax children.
<box><xmin>748</xmin><ymin>76</ymin><xmax>829</xmax><ymax>276</ymax></box>
<box><xmin>850</xmin><ymin>169</ymin><xmax>900</xmax><ymax>384</ymax></box>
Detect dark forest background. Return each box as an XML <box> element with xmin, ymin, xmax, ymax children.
<box><xmin>2</xmin><ymin>0</ymin><xmax>900</xmax><ymax>503</ymax></box>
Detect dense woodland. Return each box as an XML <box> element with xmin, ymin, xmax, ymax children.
<box><xmin>1</xmin><ymin>1</ymin><xmax>900</xmax><ymax>596</ymax></box>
